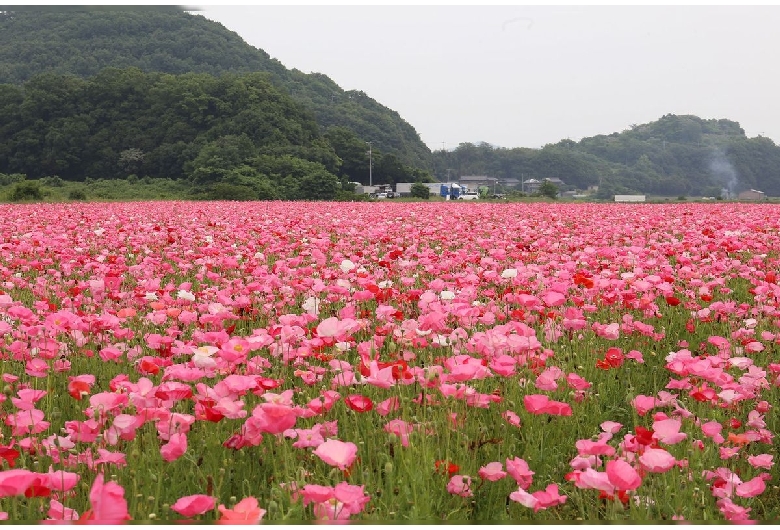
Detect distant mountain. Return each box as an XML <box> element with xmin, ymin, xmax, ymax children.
<box><xmin>0</xmin><ymin>7</ymin><xmax>432</xmax><ymax>170</ymax></box>
<box><xmin>433</xmin><ymin>114</ymin><xmax>780</xmax><ymax>197</ymax></box>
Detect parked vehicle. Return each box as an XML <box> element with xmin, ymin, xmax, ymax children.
<box><xmin>369</xmin><ymin>185</ymin><xmax>396</xmax><ymax>199</ymax></box>
<box><xmin>458</xmin><ymin>191</ymin><xmax>479</xmax><ymax>200</ymax></box>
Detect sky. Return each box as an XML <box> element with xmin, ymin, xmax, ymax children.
<box><xmin>194</xmin><ymin>3</ymin><xmax>780</xmax><ymax>152</ymax></box>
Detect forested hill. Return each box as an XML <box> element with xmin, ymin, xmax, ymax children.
<box><xmin>0</xmin><ymin>7</ymin><xmax>432</xmax><ymax>169</ymax></box>
<box><xmin>433</xmin><ymin>114</ymin><xmax>780</xmax><ymax>197</ymax></box>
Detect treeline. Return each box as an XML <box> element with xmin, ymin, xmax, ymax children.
<box><xmin>433</xmin><ymin>115</ymin><xmax>780</xmax><ymax>197</ymax></box>
<box><xmin>0</xmin><ymin>8</ymin><xmax>432</xmax><ymax>170</ymax></box>
<box><xmin>0</xmin><ymin>68</ymin><xmax>432</xmax><ymax>200</ymax></box>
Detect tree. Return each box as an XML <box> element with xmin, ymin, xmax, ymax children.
<box><xmin>538</xmin><ymin>180</ymin><xmax>559</xmax><ymax>199</ymax></box>
<box><xmin>295</xmin><ymin>171</ymin><xmax>339</xmax><ymax>201</ymax></box>
<box><xmin>8</xmin><ymin>181</ymin><xmax>44</xmax><ymax>202</ymax></box>
<box><xmin>410</xmin><ymin>182</ymin><xmax>430</xmax><ymax>199</ymax></box>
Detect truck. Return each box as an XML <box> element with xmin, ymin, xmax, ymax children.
<box><xmin>458</xmin><ymin>190</ymin><xmax>479</xmax><ymax>200</ymax></box>
<box><xmin>369</xmin><ymin>184</ymin><xmax>397</xmax><ymax>199</ymax></box>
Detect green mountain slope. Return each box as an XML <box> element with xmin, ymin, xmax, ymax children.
<box><xmin>0</xmin><ymin>7</ymin><xmax>431</xmax><ymax>169</ymax></box>
<box><xmin>433</xmin><ymin>115</ymin><xmax>780</xmax><ymax>197</ymax></box>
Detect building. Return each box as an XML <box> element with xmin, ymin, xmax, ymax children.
<box><xmin>522</xmin><ymin>179</ymin><xmax>541</xmax><ymax>193</ymax></box>
<box><xmin>738</xmin><ymin>189</ymin><xmax>766</xmax><ymax>201</ymax></box>
<box><xmin>522</xmin><ymin>178</ymin><xmax>566</xmax><ymax>194</ymax></box>
<box><xmin>394</xmin><ymin>183</ymin><xmax>413</xmax><ymax>196</ymax></box>
<box><xmin>614</xmin><ymin>195</ymin><xmax>646</xmax><ymax>203</ymax></box>
<box><xmin>459</xmin><ymin>175</ymin><xmax>497</xmax><ymax>189</ymax></box>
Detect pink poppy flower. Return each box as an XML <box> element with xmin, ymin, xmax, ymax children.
<box><xmin>606</xmin><ymin>459</ymin><xmax>642</xmax><ymax>491</ymax></box>
<box><xmin>567</xmin><ymin>373</ymin><xmax>592</xmax><ymax>390</ymax></box>
<box><xmin>218</xmin><ymin>496</ymin><xmax>266</xmax><ymax>524</ymax></box>
<box><xmin>333</xmin><ymin>482</ymin><xmax>371</xmax><ymax>515</ymax></box>
<box><xmin>523</xmin><ymin>394</ymin><xmax>553</xmax><ymax>415</ymax></box>
<box><xmin>716</xmin><ymin>497</ymin><xmax>752</xmax><ymax>521</ymax></box>
<box><xmin>300</xmin><ymin>484</ymin><xmax>335</xmax><ymax>506</ymax></box>
<box><xmin>25</xmin><ymin>358</ymin><xmax>49</xmax><ymax>378</ymax></box>
<box><xmin>652</xmin><ymin>418</ymin><xmax>687</xmax><ymax>445</ymax></box>
<box><xmin>600</xmin><ymin>421</ymin><xmax>622</xmax><ymax>434</ymax></box>
<box><xmin>313</xmin><ymin>439</ymin><xmax>358</xmax><ymax>470</ymax></box>
<box><xmin>701</xmin><ymin>421</ymin><xmax>725</xmax><ymax>444</ymax></box>
<box><xmin>478</xmin><ymin>462</ymin><xmax>507</xmax><ymax>482</ymax></box>
<box><xmin>506</xmin><ymin>457</ymin><xmax>534</xmax><ymax>489</ymax></box>
<box><xmin>446</xmin><ymin>475</ymin><xmax>473</xmax><ymax>497</ymax></box>
<box><xmin>631</xmin><ymin>395</ymin><xmax>658</xmax><ymax>416</ymax></box>
<box><xmin>531</xmin><ymin>483</ymin><xmax>567</xmax><ymax>511</ymax></box>
<box><xmin>43</xmin><ymin>466</ymin><xmax>79</xmax><ymax>492</ymax></box>
<box><xmin>638</xmin><ymin>447</ymin><xmax>676</xmax><ymax>473</ymax></box>
<box><xmin>509</xmin><ymin>487</ymin><xmax>538</xmax><ymax>509</ymax></box>
<box><xmin>82</xmin><ymin>473</ymin><xmax>130</xmax><ymax>523</ymax></box>
<box><xmin>503</xmin><ymin>410</ymin><xmax>522</xmax><ymax>428</ymax></box>
<box><xmin>160</xmin><ymin>432</ymin><xmax>187</xmax><ymax>462</ymax></box>
<box><xmin>384</xmin><ymin>419</ymin><xmax>414</xmax><ymax>447</ymax></box>
<box><xmin>0</xmin><ymin>469</ymin><xmax>41</xmax><ymax>497</ymax></box>
<box><xmin>747</xmin><ymin>454</ymin><xmax>774</xmax><ymax>470</ymax></box>
<box><xmin>735</xmin><ymin>476</ymin><xmax>767</xmax><ymax>498</ymax></box>
<box><xmin>171</xmin><ymin>494</ymin><xmax>216</xmax><ymax>517</ymax></box>
<box><xmin>575</xmin><ymin>438</ymin><xmax>616</xmax><ymax>457</ymax></box>
<box><xmin>48</xmin><ymin>499</ymin><xmax>79</xmax><ymax>521</ymax></box>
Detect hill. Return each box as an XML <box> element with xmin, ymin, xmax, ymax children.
<box><xmin>433</xmin><ymin>114</ymin><xmax>780</xmax><ymax>197</ymax></box>
<box><xmin>0</xmin><ymin>7</ymin><xmax>432</xmax><ymax>170</ymax></box>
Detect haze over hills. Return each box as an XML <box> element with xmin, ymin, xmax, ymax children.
<box><xmin>434</xmin><ymin>114</ymin><xmax>780</xmax><ymax>198</ymax></box>
<box><xmin>1</xmin><ymin>7</ymin><xmax>779</xmax><ymax>198</ymax></box>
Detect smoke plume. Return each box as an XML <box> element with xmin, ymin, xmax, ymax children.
<box><xmin>708</xmin><ymin>148</ymin><xmax>739</xmax><ymax>197</ymax></box>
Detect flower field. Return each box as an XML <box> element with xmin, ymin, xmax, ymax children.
<box><xmin>1</xmin><ymin>200</ymin><xmax>779</xmax><ymax>522</ymax></box>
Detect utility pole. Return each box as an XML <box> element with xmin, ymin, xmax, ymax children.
<box><xmin>367</xmin><ymin>142</ymin><xmax>373</xmax><ymax>187</ymax></box>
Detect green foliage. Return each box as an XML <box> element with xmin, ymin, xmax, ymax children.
<box><xmin>203</xmin><ymin>182</ymin><xmax>258</xmax><ymax>201</ymax></box>
<box><xmin>410</xmin><ymin>181</ymin><xmax>431</xmax><ymax>199</ymax></box>
<box><xmin>8</xmin><ymin>180</ymin><xmax>44</xmax><ymax>201</ymax></box>
<box><xmin>0</xmin><ymin>69</ymin><xmax>337</xmax><ymax>200</ymax></box>
<box><xmin>0</xmin><ymin>172</ymin><xmax>26</xmax><ymax>186</ymax></box>
<box><xmin>67</xmin><ymin>188</ymin><xmax>87</xmax><ymax>200</ymax></box>
<box><xmin>432</xmin><ymin>115</ymin><xmax>780</xmax><ymax>197</ymax></box>
<box><xmin>537</xmin><ymin>180</ymin><xmax>559</xmax><ymax>199</ymax></box>
<box><xmin>0</xmin><ymin>8</ymin><xmax>432</xmax><ymax>171</ymax></box>
<box><xmin>39</xmin><ymin>175</ymin><xmax>64</xmax><ymax>187</ymax></box>
<box><xmin>294</xmin><ymin>171</ymin><xmax>340</xmax><ymax>201</ymax></box>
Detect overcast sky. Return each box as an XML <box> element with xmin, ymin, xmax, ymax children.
<box><xmin>196</xmin><ymin>4</ymin><xmax>780</xmax><ymax>151</ymax></box>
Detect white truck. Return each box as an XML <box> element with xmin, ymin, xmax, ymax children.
<box><xmin>458</xmin><ymin>191</ymin><xmax>479</xmax><ymax>200</ymax></box>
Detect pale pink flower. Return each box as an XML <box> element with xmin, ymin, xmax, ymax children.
<box><xmin>313</xmin><ymin>439</ymin><xmax>358</xmax><ymax>470</ymax></box>
<box><xmin>446</xmin><ymin>475</ymin><xmax>473</xmax><ymax>497</ymax></box>
<box><xmin>478</xmin><ymin>462</ymin><xmax>507</xmax><ymax>481</ymax></box>
<box><xmin>171</xmin><ymin>494</ymin><xmax>216</xmax><ymax>517</ymax></box>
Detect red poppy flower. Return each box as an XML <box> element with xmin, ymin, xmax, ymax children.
<box><xmin>665</xmin><ymin>295</ymin><xmax>681</xmax><ymax>306</ymax></box>
<box><xmin>137</xmin><ymin>358</ymin><xmax>160</xmax><ymax>376</ymax></box>
<box><xmin>634</xmin><ymin>426</ymin><xmax>654</xmax><ymax>446</ymax></box>
<box><xmin>598</xmin><ymin>489</ymin><xmax>630</xmax><ymax>504</ymax></box>
<box><xmin>25</xmin><ymin>484</ymin><xmax>52</xmax><ymax>498</ymax></box>
<box><xmin>604</xmin><ymin>347</ymin><xmax>624</xmax><ymax>368</ymax></box>
<box><xmin>435</xmin><ymin>460</ymin><xmax>460</xmax><ymax>477</ymax></box>
<box><xmin>596</xmin><ymin>358</ymin><xmax>612</xmax><ymax>370</ymax></box>
<box><xmin>0</xmin><ymin>446</ymin><xmax>20</xmax><ymax>468</ymax></box>
<box><xmin>68</xmin><ymin>380</ymin><xmax>91</xmax><ymax>400</ymax></box>
<box><xmin>345</xmin><ymin>394</ymin><xmax>374</xmax><ymax>413</ymax></box>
